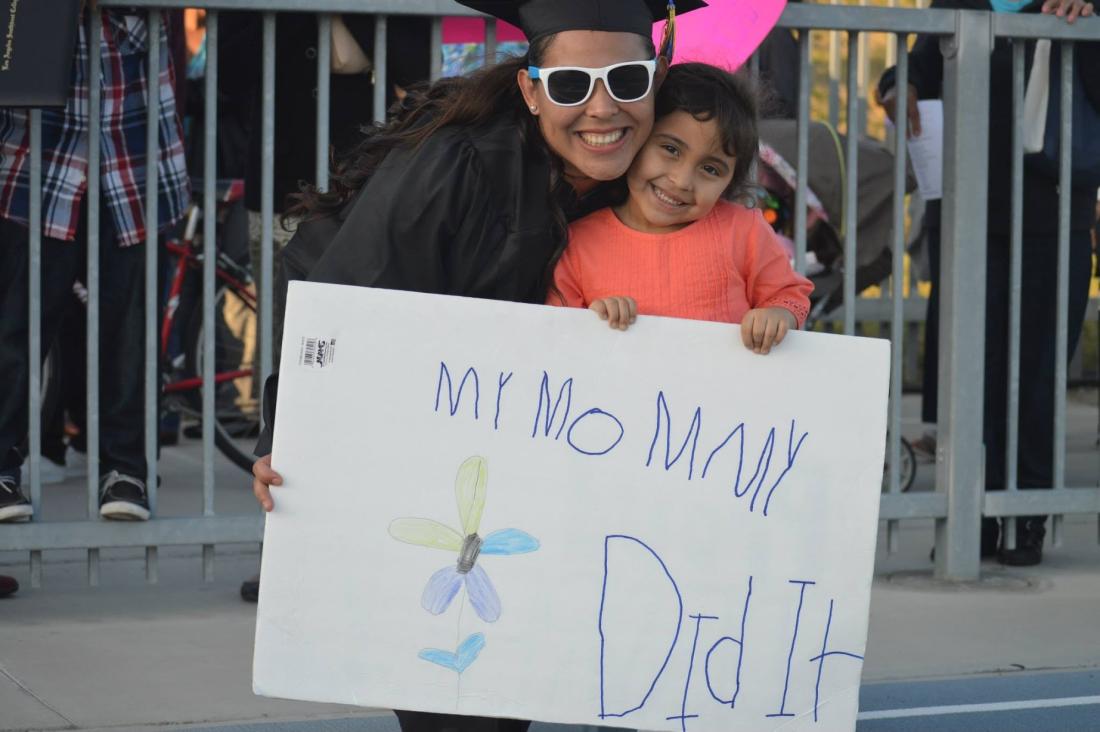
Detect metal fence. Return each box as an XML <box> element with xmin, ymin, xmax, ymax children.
<box><xmin>2</xmin><ymin>0</ymin><xmax>1098</xmax><ymax>584</ymax></box>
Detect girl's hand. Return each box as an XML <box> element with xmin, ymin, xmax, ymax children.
<box><xmin>1041</xmin><ymin>0</ymin><xmax>1094</xmax><ymax>22</ymax></box>
<box><xmin>589</xmin><ymin>296</ymin><xmax>637</xmax><ymax>331</ymax></box>
<box><xmin>741</xmin><ymin>307</ymin><xmax>797</xmax><ymax>355</ymax></box>
<box><xmin>252</xmin><ymin>454</ymin><xmax>283</xmax><ymax>512</ymax></box>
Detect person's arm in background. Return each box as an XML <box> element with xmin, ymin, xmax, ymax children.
<box><xmin>874</xmin><ymin>0</ymin><xmax>976</xmax><ymax>133</ymax></box>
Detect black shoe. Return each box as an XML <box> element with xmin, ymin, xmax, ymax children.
<box><xmin>998</xmin><ymin>516</ymin><xmax>1046</xmax><ymax>567</ymax></box>
<box><xmin>0</xmin><ymin>575</ymin><xmax>17</xmax><ymax>598</ymax></box>
<box><xmin>99</xmin><ymin>471</ymin><xmax>151</xmax><ymax>521</ymax></box>
<box><xmin>240</xmin><ymin>575</ymin><xmax>259</xmax><ymax>603</ymax></box>
<box><xmin>0</xmin><ymin>474</ymin><xmax>32</xmax><ymax>522</ymax></box>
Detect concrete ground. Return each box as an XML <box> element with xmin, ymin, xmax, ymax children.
<box><xmin>1</xmin><ymin>395</ymin><xmax>1097</xmax><ymax>732</ymax></box>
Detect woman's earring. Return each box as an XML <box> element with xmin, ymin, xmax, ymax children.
<box><xmin>530</xmin><ymin>105</ymin><xmax>538</xmax><ymax>114</ymax></box>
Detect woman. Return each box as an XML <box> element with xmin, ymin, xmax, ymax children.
<box><xmin>251</xmin><ymin>2</ymin><xmax>705</xmax><ymax>731</ymax></box>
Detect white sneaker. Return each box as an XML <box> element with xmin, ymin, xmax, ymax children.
<box><xmin>0</xmin><ymin>475</ymin><xmax>33</xmax><ymax>522</ymax></box>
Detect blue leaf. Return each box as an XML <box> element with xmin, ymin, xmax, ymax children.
<box><xmin>418</xmin><ymin>633</ymin><xmax>487</xmax><ymax>674</ymax></box>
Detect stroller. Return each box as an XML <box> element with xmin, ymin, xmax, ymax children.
<box><xmin>752</xmin><ymin>119</ymin><xmax>908</xmax><ymax>326</ymax></box>
<box><xmin>752</xmin><ymin>119</ymin><xmax>919</xmax><ymax>492</ymax></box>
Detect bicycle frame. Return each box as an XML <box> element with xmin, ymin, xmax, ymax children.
<box><xmin>161</xmin><ymin>203</ymin><xmax>257</xmax><ymax>396</ymax></box>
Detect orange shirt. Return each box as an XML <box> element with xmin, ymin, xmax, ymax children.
<box><xmin>550</xmin><ymin>200</ymin><xmax>813</xmax><ymax>327</ymax></box>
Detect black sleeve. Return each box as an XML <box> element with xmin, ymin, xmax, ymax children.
<box><xmin>307</xmin><ymin>132</ymin><xmax>500</xmax><ymax>291</ymax></box>
<box><xmin>877</xmin><ymin>32</ymin><xmax>946</xmax><ymax>101</ymax></box>
<box><xmin>217</xmin><ymin>12</ymin><xmax>262</xmax><ymax>99</ymax></box>
<box><xmin>1079</xmin><ymin>42</ymin><xmax>1100</xmax><ymax>113</ymax></box>
<box><xmin>254</xmin><ymin>132</ymin><xmax>501</xmax><ymax>456</ymax></box>
<box><xmin>876</xmin><ymin>0</ymin><xmax>996</xmax><ymax>101</ymax></box>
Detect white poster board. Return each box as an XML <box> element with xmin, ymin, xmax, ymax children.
<box><xmin>254</xmin><ymin>283</ymin><xmax>889</xmax><ymax>731</ymax></box>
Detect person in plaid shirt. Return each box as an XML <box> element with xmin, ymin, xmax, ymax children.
<box><xmin>0</xmin><ymin>6</ymin><xmax>189</xmax><ymax>522</ymax></box>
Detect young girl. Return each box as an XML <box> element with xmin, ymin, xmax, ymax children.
<box><xmin>549</xmin><ymin>63</ymin><xmax>812</xmax><ymax>355</ymax></box>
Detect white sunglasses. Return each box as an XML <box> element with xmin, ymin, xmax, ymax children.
<box><xmin>527</xmin><ymin>59</ymin><xmax>658</xmax><ymax>107</ymax></box>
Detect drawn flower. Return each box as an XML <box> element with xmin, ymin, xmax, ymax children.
<box><xmin>389</xmin><ymin>456</ymin><xmax>540</xmax><ymax>623</ymax></box>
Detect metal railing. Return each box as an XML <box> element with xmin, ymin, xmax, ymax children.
<box><xmin>2</xmin><ymin>1</ymin><xmax>1098</xmax><ymax>584</ymax></box>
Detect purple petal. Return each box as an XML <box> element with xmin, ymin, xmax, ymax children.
<box><xmin>465</xmin><ymin>564</ymin><xmax>501</xmax><ymax>623</ymax></box>
<box><xmin>421</xmin><ymin>566</ymin><xmax>464</xmax><ymax>615</ymax></box>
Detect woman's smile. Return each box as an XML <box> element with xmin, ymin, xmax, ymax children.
<box><xmin>575</xmin><ymin>128</ymin><xmax>629</xmax><ymax>149</ymax></box>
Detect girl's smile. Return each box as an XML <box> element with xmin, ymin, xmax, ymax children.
<box><xmin>616</xmin><ymin>110</ymin><xmax>737</xmax><ymax>234</ymax></box>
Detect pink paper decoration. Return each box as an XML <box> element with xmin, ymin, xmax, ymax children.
<box><xmin>442</xmin><ymin>17</ymin><xmax>526</xmax><ymax>44</ymax></box>
<box><xmin>653</xmin><ymin>0</ymin><xmax>788</xmax><ymax>71</ymax></box>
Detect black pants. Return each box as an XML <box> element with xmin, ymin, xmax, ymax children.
<box><xmin>0</xmin><ymin>208</ymin><xmax>148</xmax><ymax>481</ymax></box>
<box><xmin>393</xmin><ymin>711</ymin><xmax>530</xmax><ymax>732</ymax></box>
<box><xmin>922</xmin><ymin>202</ymin><xmax>1093</xmax><ymax>493</ymax></box>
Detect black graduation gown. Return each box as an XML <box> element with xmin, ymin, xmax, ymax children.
<box><xmin>254</xmin><ymin>113</ymin><xmax>614</xmax><ymax>455</ymax></box>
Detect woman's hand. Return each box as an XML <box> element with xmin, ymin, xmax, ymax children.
<box><xmin>589</xmin><ymin>296</ymin><xmax>638</xmax><ymax>330</ymax></box>
<box><xmin>741</xmin><ymin>307</ymin><xmax>797</xmax><ymax>355</ymax></box>
<box><xmin>1041</xmin><ymin>0</ymin><xmax>1094</xmax><ymax>22</ymax></box>
<box><xmin>874</xmin><ymin>83</ymin><xmax>922</xmax><ymax>138</ymax></box>
<box><xmin>252</xmin><ymin>454</ymin><xmax>283</xmax><ymax>512</ymax></box>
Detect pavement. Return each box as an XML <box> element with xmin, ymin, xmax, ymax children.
<box><xmin>1</xmin><ymin>394</ymin><xmax>1097</xmax><ymax>732</ymax></box>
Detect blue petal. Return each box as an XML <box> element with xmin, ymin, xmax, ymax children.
<box><xmin>481</xmin><ymin>528</ymin><xmax>540</xmax><ymax>556</ymax></box>
<box><xmin>421</xmin><ymin>566</ymin><xmax>464</xmax><ymax>615</ymax></box>
<box><xmin>465</xmin><ymin>565</ymin><xmax>501</xmax><ymax>623</ymax></box>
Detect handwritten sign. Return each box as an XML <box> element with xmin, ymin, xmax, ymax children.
<box><xmin>254</xmin><ymin>283</ymin><xmax>889</xmax><ymax>731</ymax></box>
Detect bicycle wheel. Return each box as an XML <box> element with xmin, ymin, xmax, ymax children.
<box><xmin>40</xmin><ymin>343</ymin><xmax>62</xmax><ymax>425</ymax></box>
<box><xmin>882</xmin><ymin>435</ymin><xmax>918</xmax><ymax>493</ymax></box>
<box><xmin>182</xmin><ymin>284</ymin><xmax>259</xmax><ymax>473</ymax></box>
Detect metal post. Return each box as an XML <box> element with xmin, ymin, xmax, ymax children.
<box><xmin>857</xmin><ymin>0</ymin><xmax>870</xmax><ymax>137</ymax></box>
<box><xmin>1051</xmin><ymin>40</ymin><xmax>1074</xmax><ymax>548</ymax></box>
<box><xmin>202</xmin><ymin>11</ymin><xmax>220</xmax><ymax>583</ymax></box>
<box><xmin>87</xmin><ymin>10</ymin><xmax>104</xmax><ymax>586</ymax></box>
<box><xmin>933</xmin><ymin>10</ymin><xmax>991</xmax><ymax>581</ymax></box>
<box><xmin>485</xmin><ymin>18</ymin><xmax>497</xmax><ymax>67</ymax></box>
<box><xmin>1005</xmin><ymin>39</ymin><xmax>1026</xmax><ymax>551</ymax></box>
<box><xmin>430</xmin><ymin>16</ymin><xmax>443</xmax><ymax>82</ymax></box>
<box><xmin>828</xmin><ymin>0</ymin><xmax>841</xmax><ymax>130</ymax></box>
<box><xmin>373</xmin><ymin>15</ymin><xmax>388</xmax><ymax>124</ymax></box>
<box><xmin>844</xmin><ymin>31</ymin><xmax>859</xmax><ymax>337</ymax></box>
<box><xmin>28</xmin><ymin>109</ymin><xmax>43</xmax><ymax>588</ymax></box>
<box><xmin>795</xmin><ymin>28</ymin><xmax>811</xmax><ymax>275</ymax></box>
<box><xmin>887</xmin><ymin>36</ymin><xmax>909</xmax><ymax>554</ymax></box>
<box><xmin>316</xmin><ymin>15</ymin><xmax>332</xmax><ymax>193</ymax></box>
<box><xmin>144</xmin><ymin>9</ymin><xmax>162</xmax><ymax>584</ymax></box>
<box><xmin>261</xmin><ymin>13</ymin><xmax>275</xmax><ymax>385</ymax></box>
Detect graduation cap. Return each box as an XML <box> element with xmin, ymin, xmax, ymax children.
<box><xmin>455</xmin><ymin>0</ymin><xmax>708</xmax><ymax>43</ymax></box>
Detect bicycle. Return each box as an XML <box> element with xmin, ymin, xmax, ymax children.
<box><xmin>160</xmin><ymin>179</ymin><xmax>259</xmax><ymax>472</ymax></box>
<box><xmin>40</xmin><ymin>179</ymin><xmax>260</xmax><ymax>475</ymax></box>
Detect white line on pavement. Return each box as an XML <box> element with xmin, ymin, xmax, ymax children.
<box><xmin>857</xmin><ymin>695</ymin><xmax>1100</xmax><ymax>721</ymax></box>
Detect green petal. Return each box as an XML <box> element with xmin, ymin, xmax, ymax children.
<box><xmin>389</xmin><ymin>518</ymin><xmax>463</xmax><ymax>551</ymax></box>
<box><xmin>455</xmin><ymin>456</ymin><xmax>487</xmax><ymax>535</ymax></box>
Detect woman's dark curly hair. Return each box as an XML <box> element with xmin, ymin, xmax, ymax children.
<box><xmin>654</xmin><ymin>62</ymin><xmax>759</xmax><ymax>199</ymax></box>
